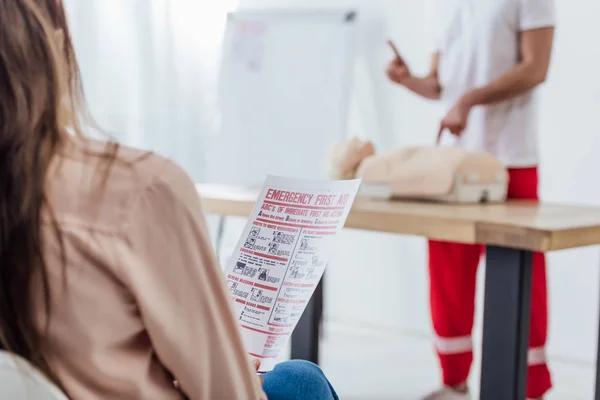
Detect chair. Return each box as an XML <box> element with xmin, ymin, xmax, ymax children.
<box><xmin>0</xmin><ymin>350</ymin><xmax>68</xmax><ymax>400</ymax></box>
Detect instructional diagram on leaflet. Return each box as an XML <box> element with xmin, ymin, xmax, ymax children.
<box><xmin>222</xmin><ymin>175</ymin><xmax>360</xmax><ymax>372</ymax></box>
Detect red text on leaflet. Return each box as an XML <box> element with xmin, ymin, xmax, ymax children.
<box><xmin>314</xmin><ymin>194</ymin><xmax>337</xmax><ymax>206</ymax></box>
<box><xmin>243</xmin><ymin>326</ymin><xmax>288</xmax><ymax>336</ymax></box>
<box><xmin>264</xmin><ymin>200</ymin><xmax>345</xmax><ymax>211</ymax></box>
<box><xmin>256</xmin><ymin>217</ymin><xmax>336</xmax><ymax>230</ymax></box>
<box><xmin>261</xmin><ymin>203</ymin><xmax>277</xmax><ymax>212</ymax></box>
<box><xmin>254</xmin><ymin>283</ymin><xmax>278</xmax><ymax>292</ymax></box>
<box><xmin>253</xmin><ymin>252</ymin><xmax>288</xmax><ymax>262</ymax></box>
<box><xmin>284</xmin><ymin>208</ymin><xmax>309</xmax><ymax>217</ymax></box>
<box><xmin>237</xmin><ymin>299</ymin><xmax>269</xmax><ymax>311</ymax></box>
<box><xmin>265</xmin><ymin>190</ymin><xmax>314</xmax><ymax>205</ymax></box>
<box><xmin>268</xmin><ymin>322</ymin><xmax>294</xmax><ymax>328</ymax></box>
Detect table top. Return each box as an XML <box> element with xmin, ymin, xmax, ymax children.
<box><xmin>197</xmin><ymin>184</ymin><xmax>600</xmax><ymax>252</ymax></box>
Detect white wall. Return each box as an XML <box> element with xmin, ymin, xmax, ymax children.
<box><xmin>65</xmin><ymin>0</ymin><xmax>238</xmax><ymax>182</ymax></box>
<box><xmin>231</xmin><ymin>0</ymin><xmax>600</xmax><ymax>368</ymax></box>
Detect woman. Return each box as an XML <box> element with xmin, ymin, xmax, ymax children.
<box><xmin>0</xmin><ymin>1</ymin><xmax>338</xmax><ymax>399</ymax></box>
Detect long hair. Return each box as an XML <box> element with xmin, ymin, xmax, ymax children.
<box><xmin>0</xmin><ymin>0</ymin><xmax>115</xmax><ymax>391</ymax></box>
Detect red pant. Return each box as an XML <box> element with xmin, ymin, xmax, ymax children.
<box><xmin>428</xmin><ymin>167</ymin><xmax>551</xmax><ymax>399</ymax></box>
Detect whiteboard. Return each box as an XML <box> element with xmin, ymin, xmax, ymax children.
<box><xmin>207</xmin><ymin>10</ymin><xmax>358</xmax><ymax>185</ymax></box>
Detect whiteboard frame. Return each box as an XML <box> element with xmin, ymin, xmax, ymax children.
<box><xmin>210</xmin><ymin>8</ymin><xmax>359</xmax><ymax>185</ymax></box>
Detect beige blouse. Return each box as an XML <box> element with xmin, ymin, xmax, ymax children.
<box><xmin>37</xmin><ymin>139</ymin><xmax>265</xmax><ymax>399</ymax></box>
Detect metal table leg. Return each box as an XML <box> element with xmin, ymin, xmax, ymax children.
<box><xmin>291</xmin><ymin>277</ymin><xmax>324</xmax><ymax>364</ymax></box>
<box><xmin>596</xmin><ymin>338</ymin><xmax>600</xmax><ymax>400</ymax></box>
<box><xmin>215</xmin><ymin>216</ymin><xmax>226</xmax><ymax>260</ymax></box>
<box><xmin>480</xmin><ymin>246</ymin><xmax>533</xmax><ymax>400</ymax></box>
<box><xmin>594</xmin><ymin>266</ymin><xmax>600</xmax><ymax>400</ymax></box>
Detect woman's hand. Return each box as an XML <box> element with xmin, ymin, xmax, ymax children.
<box><xmin>252</xmin><ymin>359</ymin><xmax>264</xmax><ymax>386</ymax></box>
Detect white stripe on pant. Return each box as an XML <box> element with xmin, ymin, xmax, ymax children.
<box><xmin>434</xmin><ymin>335</ymin><xmax>547</xmax><ymax>365</ymax></box>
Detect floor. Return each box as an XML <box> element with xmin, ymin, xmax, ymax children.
<box><xmin>282</xmin><ymin>320</ymin><xmax>597</xmax><ymax>400</ymax></box>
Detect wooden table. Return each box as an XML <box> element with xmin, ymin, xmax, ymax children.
<box><xmin>198</xmin><ymin>184</ymin><xmax>600</xmax><ymax>400</ymax></box>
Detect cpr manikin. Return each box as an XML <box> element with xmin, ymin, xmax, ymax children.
<box><xmin>327</xmin><ymin>138</ymin><xmax>509</xmax><ymax>203</ymax></box>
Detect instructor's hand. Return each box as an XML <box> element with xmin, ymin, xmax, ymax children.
<box><xmin>440</xmin><ymin>96</ymin><xmax>473</xmax><ymax>137</ymax></box>
<box><xmin>386</xmin><ymin>40</ymin><xmax>411</xmax><ymax>85</ymax></box>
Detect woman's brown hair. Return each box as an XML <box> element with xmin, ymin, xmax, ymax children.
<box><xmin>0</xmin><ymin>0</ymin><xmax>115</xmax><ymax>391</ymax></box>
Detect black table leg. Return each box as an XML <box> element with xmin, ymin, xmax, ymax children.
<box><xmin>291</xmin><ymin>277</ymin><xmax>324</xmax><ymax>364</ymax></box>
<box><xmin>594</xmin><ymin>268</ymin><xmax>600</xmax><ymax>400</ymax></box>
<box><xmin>318</xmin><ymin>274</ymin><xmax>325</xmax><ymax>340</ymax></box>
<box><xmin>480</xmin><ymin>246</ymin><xmax>533</xmax><ymax>400</ymax></box>
<box><xmin>215</xmin><ymin>216</ymin><xmax>226</xmax><ymax>260</ymax></box>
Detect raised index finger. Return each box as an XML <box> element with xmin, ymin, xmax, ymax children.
<box><xmin>387</xmin><ymin>40</ymin><xmax>403</xmax><ymax>62</ymax></box>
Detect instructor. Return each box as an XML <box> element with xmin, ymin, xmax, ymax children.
<box><xmin>386</xmin><ymin>1</ymin><xmax>555</xmax><ymax>399</ymax></box>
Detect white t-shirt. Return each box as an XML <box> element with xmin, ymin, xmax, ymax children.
<box><xmin>430</xmin><ymin>0</ymin><xmax>555</xmax><ymax>167</ymax></box>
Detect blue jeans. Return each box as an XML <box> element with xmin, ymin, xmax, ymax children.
<box><xmin>262</xmin><ymin>360</ymin><xmax>339</xmax><ymax>400</ymax></box>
